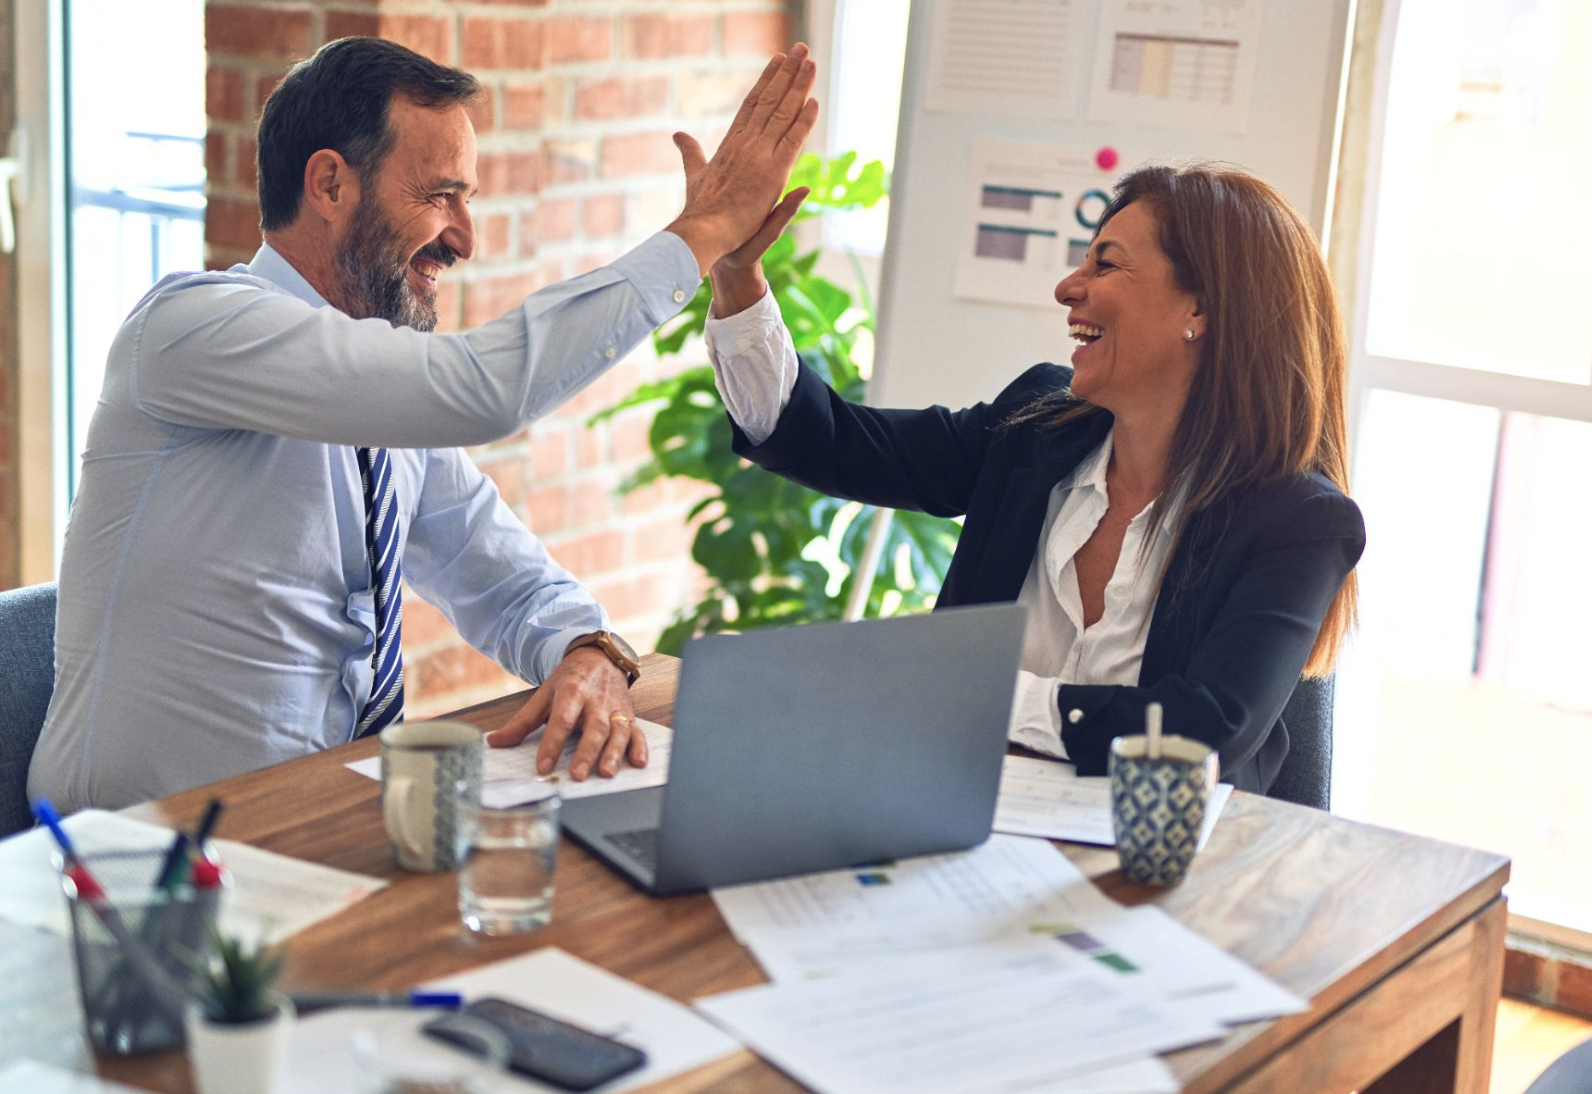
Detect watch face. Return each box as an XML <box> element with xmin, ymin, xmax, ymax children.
<box><xmin>607</xmin><ymin>632</ymin><xmax>639</xmax><ymax>662</ymax></box>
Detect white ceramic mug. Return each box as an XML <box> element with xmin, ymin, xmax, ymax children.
<box><xmin>378</xmin><ymin>720</ymin><xmax>483</xmax><ymax>873</ymax></box>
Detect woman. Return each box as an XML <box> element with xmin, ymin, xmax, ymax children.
<box><xmin>702</xmin><ymin>163</ymin><xmax>1364</xmax><ymax>794</ymax></box>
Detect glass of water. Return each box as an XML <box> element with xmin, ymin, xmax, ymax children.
<box><xmin>457</xmin><ymin>788</ymin><xmax>560</xmax><ymax>935</ymax></box>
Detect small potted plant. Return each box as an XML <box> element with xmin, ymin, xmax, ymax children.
<box><xmin>184</xmin><ymin>925</ymin><xmax>293</xmax><ymax>1094</ymax></box>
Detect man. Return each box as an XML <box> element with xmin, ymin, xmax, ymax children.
<box><xmin>29</xmin><ymin>37</ymin><xmax>817</xmax><ymax>810</ymax></box>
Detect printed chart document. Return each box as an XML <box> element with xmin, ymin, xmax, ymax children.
<box><xmin>697</xmin><ymin>937</ymin><xmax>1220</xmax><ymax>1094</ymax></box>
<box><xmin>287</xmin><ymin>948</ymin><xmax>741</xmax><ymax>1094</ymax></box>
<box><xmin>346</xmin><ymin>717</ymin><xmax>672</xmax><ymax>807</ymax></box>
<box><xmin>996</xmin><ymin>754</ymin><xmax>1233</xmax><ymax>849</ymax></box>
<box><xmin>1086</xmin><ymin>0</ymin><xmax>1266</xmax><ymax>134</ymax></box>
<box><xmin>0</xmin><ymin>810</ymin><xmax>385</xmax><ymax>943</ymax></box>
<box><xmin>923</xmin><ymin>0</ymin><xmax>1088</xmax><ymax>120</ymax></box>
<box><xmin>954</xmin><ymin>137</ymin><xmax>1135</xmax><ymax>309</ymax></box>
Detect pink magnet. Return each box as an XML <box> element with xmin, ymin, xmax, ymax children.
<box><xmin>1095</xmin><ymin>146</ymin><xmax>1120</xmax><ymax>171</ymax></box>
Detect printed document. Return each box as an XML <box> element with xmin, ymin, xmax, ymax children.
<box><xmin>996</xmin><ymin>754</ymin><xmax>1233</xmax><ymax>848</ymax></box>
<box><xmin>345</xmin><ymin>717</ymin><xmax>672</xmax><ymax>807</ymax></box>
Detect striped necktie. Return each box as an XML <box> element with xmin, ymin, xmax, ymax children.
<box><xmin>354</xmin><ymin>446</ymin><xmax>404</xmax><ymax>739</ymax></box>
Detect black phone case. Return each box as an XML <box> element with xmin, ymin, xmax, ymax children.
<box><xmin>423</xmin><ymin>996</ymin><xmax>648</xmax><ymax>1091</ymax></box>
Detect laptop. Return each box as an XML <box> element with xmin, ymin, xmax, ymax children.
<box><xmin>560</xmin><ymin>603</ymin><xmax>1027</xmax><ymax>895</ymax></box>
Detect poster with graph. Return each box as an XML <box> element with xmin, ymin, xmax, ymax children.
<box><xmin>1087</xmin><ymin>0</ymin><xmax>1265</xmax><ymax>134</ymax></box>
<box><xmin>953</xmin><ymin>138</ymin><xmax>1133</xmax><ymax>310</ymax></box>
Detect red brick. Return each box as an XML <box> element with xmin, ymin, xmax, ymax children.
<box><xmin>480</xmin><ymin>456</ymin><xmax>528</xmax><ymax>509</ymax></box>
<box><xmin>433</xmin><ymin>279</ymin><xmax>463</xmax><ymax>333</ymax></box>
<box><xmin>471</xmin><ymin>212</ymin><xmax>512</xmax><ymax>260</ymax></box>
<box><xmin>469</xmin><ymin>0</ymin><xmax>550</xmax><ymax>6</ymax></box>
<box><xmin>401</xmin><ymin>592</ymin><xmax>458</xmax><ymax>649</ymax></box>
<box><xmin>535</xmin><ymin>198</ymin><xmax>577</xmax><ymax>244</ymax></box>
<box><xmin>477</xmin><ymin>150</ymin><xmax>542</xmax><ymax>197</ymax></box>
<box><xmin>543</xmin><ymin>17</ymin><xmax>613</xmax><ymax>65</ymax></box>
<box><xmin>677</xmin><ymin>69</ymin><xmax>755</xmax><ymax>119</ymax></box>
<box><xmin>204</xmin><ymin>5</ymin><xmax>314</xmax><ymax>64</ymax></box>
<box><xmin>205</xmin><ymin>131</ymin><xmax>228</xmax><ymax>187</ymax></box>
<box><xmin>629</xmin><ymin>512</ymin><xmax>696</xmax><ymax>566</ymax></box>
<box><xmin>542</xmin><ymin>140</ymin><xmax>596</xmax><ymax>185</ymax></box>
<box><xmin>378</xmin><ymin>14</ymin><xmax>454</xmax><ymax>64</ymax></box>
<box><xmin>235</xmin><ymin>137</ymin><xmax>258</xmax><ymax>189</ymax></box>
<box><xmin>600</xmin><ymin>131</ymin><xmax>681</xmax><ymax>179</ymax></box>
<box><xmin>501</xmin><ymin>83</ymin><xmax>545</xmax><ymax>130</ymax></box>
<box><xmin>621</xmin><ymin>15</ymin><xmax>713</xmax><ymax>60</ymax></box>
<box><xmin>462</xmin><ymin>270</ymin><xmax>551</xmax><ymax>328</ymax></box>
<box><xmin>547</xmin><ymin>529</ymin><xmax>626</xmax><ymax>576</ymax></box>
<box><xmin>206</xmin><ymin>66</ymin><xmax>245</xmax><ymax>123</ymax></box>
<box><xmin>528</xmin><ymin>484</ymin><xmax>568</xmax><ymax>532</ymax></box>
<box><xmin>325</xmin><ymin>10</ymin><xmax>380</xmax><ymax>41</ymax></box>
<box><xmin>610</xmin><ymin>410</ymin><xmax>653</xmax><ymax>463</ymax></box>
<box><xmin>582</xmin><ymin>194</ymin><xmax>624</xmax><ymax>237</ymax></box>
<box><xmin>573</xmin><ymin>76</ymin><xmax>669</xmax><ymax>122</ymax></box>
<box><xmin>528</xmin><ymin>425</ymin><xmax>570</xmax><ymax>477</ymax></box>
<box><xmin>206</xmin><ymin>196</ymin><xmax>263</xmax><ymax>250</ymax></box>
<box><xmin>723</xmin><ymin>11</ymin><xmax>792</xmax><ymax>57</ymax></box>
<box><xmin>575</xmin><ymin>426</ymin><xmax>604</xmax><ymax>469</ymax></box>
<box><xmin>461</xmin><ymin>17</ymin><xmax>543</xmax><ymax>71</ymax></box>
<box><xmin>584</xmin><ymin>573</ymin><xmax>676</xmax><ymax>622</ymax></box>
<box><xmin>412</xmin><ymin>643</ymin><xmax>518</xmax><ymax>698</ymax></box>
<box><xmin>254</xmin><ymin>72</ymin><xmax>284</xmax><ymax>118</ymax></box>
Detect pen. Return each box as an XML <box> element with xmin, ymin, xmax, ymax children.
<box><xmin>288</xmin><ymin>990</ymin><xmax>465</xmax><ymax>1015</ymax></box>
<box><xmin>152</xmin><ymin>830</ymin><xmax>191</xmax><ymax>891</ymax></box>
<box><xmin>31</xmin><ymin>800</ymin><xmax>77</xmax><ymax>863</ymax></box>
<box><xmin>192</xmin><ymin>797</ymin><xmax>224</xmax><ymax>854</ymax></box>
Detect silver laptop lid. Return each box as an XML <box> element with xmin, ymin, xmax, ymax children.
<box><xmin>650</xmin><ymin>602</ymin><xmax>1027</xmax><ymax>893</ymax></box>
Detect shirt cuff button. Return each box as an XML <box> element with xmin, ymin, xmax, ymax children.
<box><xmin>672</xmin><ymin>289</ymin><xmax>686</xmax><ymax>303</ymax></box>
<box><xmin>604</xmin><ymin>346</ymin><xmax>617</xmax><ymax>360</ymax></box>
<box><xmin>1067</xmin><ymin>709</ymin><xmax>1084</xmax><ymax>725</ymax></box>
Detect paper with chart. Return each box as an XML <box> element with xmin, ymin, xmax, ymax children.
<box><xmin>345</xmin><ymin>717</ymin><xmax>672</xmax><ymax>807</ymax></box>
<box><xmin>696</xmin><ymin>936</ymin><xmax>1219</xmax><ymax>1094</ymax></box>
<box><xmin>954</xmin><ymin>137</ymin><xmax>1131</xmax><ymax>309</ymax></box>
<box><xmin>996</xmin><ymin>753</ymin><xmax>1233</xmax><ymax>848</ymax></box>
<box><xmin>287</xmin><ymin>948</ymin><xmax>741</xmax><ymax>1094</ymax></box>
<box><xmin>1087</xmin><ymin>0</ymin><xmax>1266</xmax><ymax>134</ymax></box>
<box><xmin>923</xmin><ymin>0</ymin><xmax>1088</xmax><ymax>121</ymax></box>
<box><xmin>0</xmin><ymin>810</ymin><xmax>385</xmax><ymax>943</ymax></box>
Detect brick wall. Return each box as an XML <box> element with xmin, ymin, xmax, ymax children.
<box><xmin>205</xmin><ymin>0</ymin><xmax>793</xmax><ymax>716</ymax></box>
<box><xmin>0</xmin><ymin>0</ymin><xmax>18</xmax><ymax>591</ymax></box>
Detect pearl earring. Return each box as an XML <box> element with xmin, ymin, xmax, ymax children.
<box><xmin>1183</xmin><ymin>330</ymin><xmax>1195</xmax><ymax>342</ymax></box>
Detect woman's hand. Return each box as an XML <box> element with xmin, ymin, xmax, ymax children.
<box><xmin>709</xmin><ymin>186</ymin><xmax>809</xmax><ymax>318</ymax></box>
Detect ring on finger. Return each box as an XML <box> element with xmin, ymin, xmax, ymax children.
<box><xmin>609</xmin><ymin>713</ymin><xmax>633</xmax><ymax>725</ymax></box>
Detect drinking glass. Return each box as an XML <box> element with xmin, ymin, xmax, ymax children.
<box><xmin>457</xmin><ymin>789</ymin><xmax>560</xmax><ymax>935</ymax></box>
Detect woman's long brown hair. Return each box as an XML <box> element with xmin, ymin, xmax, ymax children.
<box><xmin>1015</xmin><ymin>163</ymin><xmax>1357</xmax><ymax>676</ymax></box>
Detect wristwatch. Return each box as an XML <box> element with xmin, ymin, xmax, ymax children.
<box><xmin>565</xmin><ymin>630</ymin><xmax>641</xmax><ymax>687</ymax></box>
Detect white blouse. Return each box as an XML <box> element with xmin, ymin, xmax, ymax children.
<box><xmin>704</xmin><ymin>290</ymin><xmax>1178</xmax><ymax>760</ymax></box>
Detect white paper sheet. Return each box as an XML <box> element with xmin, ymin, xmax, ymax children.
<box><xmin>696</xmin><ymin>937</ymin><xmax>1220</xmax><ymax>1094</ymax></box>
<box><xmin>711</xmin><ymin>833</ymin><xmax>1116</xmax><ymax>943</ymax></box>
<box><xmin>0</xmin><ymin>1060</ymin><xmax>151</xmax><ymax>1094</ymax></box>
<box><xmin>923</xmin><ymin>0</ymin><xmax>1087</xmax><ymax>120</ymax></box>
<box><xmin>345</xmin><ymin>717</ymin><xmax>672</xmax><ymax>807</ymax></box>
<box><xmin>954</xmin><ymin>137</ymin><xmax>1133</xmax><ymax>309</ymax></box>
<box><xmin>1086</xmin><ymin>0</ymin><xmax>1266</xmax><ymax>134</ymax></box>
<box><xmin>0</xmin><ymin>810</ymin><xmax>386</xmax><ymax>943</ymax></box>
<box><xmin>995</xmin><ymin>754</ymin><xmax>1233</xmax><ymax>849</ymax></box>
<box><xmin>286</xmin><ymin>948</ymin><xmax>742</xmax><ymax>1094</ymax></box>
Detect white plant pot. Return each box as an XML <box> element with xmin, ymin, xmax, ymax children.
<box><xmin>185</xmin><ymin>996</ymin><xmax>294</xmax><ymax>1094</ymax></box>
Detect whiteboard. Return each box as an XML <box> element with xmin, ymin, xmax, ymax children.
<box><xmin>870</xmin><ymin>0</ymin><xmax>1355</xmax><ymax>412</ymax></box>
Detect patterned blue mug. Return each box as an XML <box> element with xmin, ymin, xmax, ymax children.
<box><xmin>1109</xmin><ymin>734</ymin><xmax>1219</xmax><ymax>886</ymax></box>
<box><xmin>379</xmin><ymin>720</ymin><xmax>483</xmax><ymax>872</ymax></box>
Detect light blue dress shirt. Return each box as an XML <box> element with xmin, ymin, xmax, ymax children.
<box><xmin>29</xmin><ymin>232</ymin><xmax>700</xmax><ymax>811</ymax></box>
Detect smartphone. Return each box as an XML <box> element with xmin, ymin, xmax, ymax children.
<box><xmin>423</xmin><ymin>996</ymin><xmax>648</xmax><ymax>1091</ymax></box>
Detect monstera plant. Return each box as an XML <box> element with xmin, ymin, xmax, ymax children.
<box><xmin>592</xmin><ymin>152</ymin><xmax>960</xmax><ymax>654</ymax></box>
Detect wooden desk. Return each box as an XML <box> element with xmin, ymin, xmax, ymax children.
<box><xmin>22</xmin><ymin>654</ymin><xmax>1509</xmax><ymax>1093</ymax></box>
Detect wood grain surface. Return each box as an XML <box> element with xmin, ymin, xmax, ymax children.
<box><xmin>19</xmin><ymin>654</ymin><xmax>1507</xmax><ymax>1094</ymax></box>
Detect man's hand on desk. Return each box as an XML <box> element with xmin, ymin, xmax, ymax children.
<box><xmin>484</xmin><ymin>649</ymin><xmax>649</xmax><ymax>781</ymax></box>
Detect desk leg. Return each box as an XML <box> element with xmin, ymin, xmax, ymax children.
<box><xmin>1363</xmin><ymin>897</ymin><xmax>1507</xmax><ymax>1094</ymax></box>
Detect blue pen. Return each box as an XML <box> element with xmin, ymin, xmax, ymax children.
<box><xmin>288</xmin><ymin>990</ymin><xmax>465</xmax><ymax>1015</ymax></box>
<box><xmin>32</xmin><ymin>800</ymin><xmax>77</xmax><ymax>863</ymax></box>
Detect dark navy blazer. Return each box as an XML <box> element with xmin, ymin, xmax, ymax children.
<box><xmin>731</xmin><ymin>362</ymin><xmax>1366</xmax><ymax>793</ymax></box>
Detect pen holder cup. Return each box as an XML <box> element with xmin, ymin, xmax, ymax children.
<box><xmin>63</xmin><ymin>849</ymin><xmax>223</xmax><ymax>1056</ymax></box>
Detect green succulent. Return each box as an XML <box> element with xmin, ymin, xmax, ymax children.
<box><xmin>592</xmin><ymin>152</ymin><xmax>960</xmax><ymax>653</ymax></box>
<box><xmin>192</xmin><ymin>925</ymin><xmax>287</xmax><ymax>1025</ymax></box>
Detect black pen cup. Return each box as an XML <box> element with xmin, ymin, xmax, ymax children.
<box><xmin>62</xmin><ymin>849</ymin><xmax>222</xmax><ymax>1055</ymax></box>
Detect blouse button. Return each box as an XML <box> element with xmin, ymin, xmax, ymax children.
<box><xmin>673</xmin><ymin>289</ymin><xmax>687</xmax><ymax>303</ymax></box>
<box><xmin>1068</xmin><ymin>709</ymin><xmax>1084</xmax><ymax>725</ymax></box>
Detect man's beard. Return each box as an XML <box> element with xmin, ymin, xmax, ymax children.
<box><xmin>333</xmin><ymin>198</ymin><xmax>455</xmax><ymax>332</ymax></box>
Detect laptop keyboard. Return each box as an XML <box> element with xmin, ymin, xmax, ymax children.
<box><xmin>605</xmin><ymin>827</ymin><xmax>661</xmax><ymax>873</ymax></box>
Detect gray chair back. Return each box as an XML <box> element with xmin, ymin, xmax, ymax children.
<box><xmin>0</xmin><ymin>582</ymin><xmax>57</xmax><ymax>836</ymax></box>
<box><xmin>1268</xmin><ymin>675</ymin><xmax>1333</xmax><ymax>810</ymax></box>
<box><xmin>1526</xmin><ymin>1037</ymin><xmax>1592</xmax><ymax>1094</ymax></box>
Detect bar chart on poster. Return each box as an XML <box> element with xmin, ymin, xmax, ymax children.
<box><xmin>870</xmin><ymin>0</ymin><xmax>1355</xmax><ymax>413</ymax></box>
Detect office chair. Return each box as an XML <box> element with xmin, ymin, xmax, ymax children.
<box><xmin>1525</xmin><ymin>1037</ymin><xmax>1592</xmax><ymax>1094</ymax></box>
<box><xmin>1267</xmin><ymin>675</ymin><xmax>1334</xmax><ymax>811</ymax></box>
<box><xmin>0</xmin><ymin>582</ymin><xmax>57</xmax><ymax>837</ymax></box>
